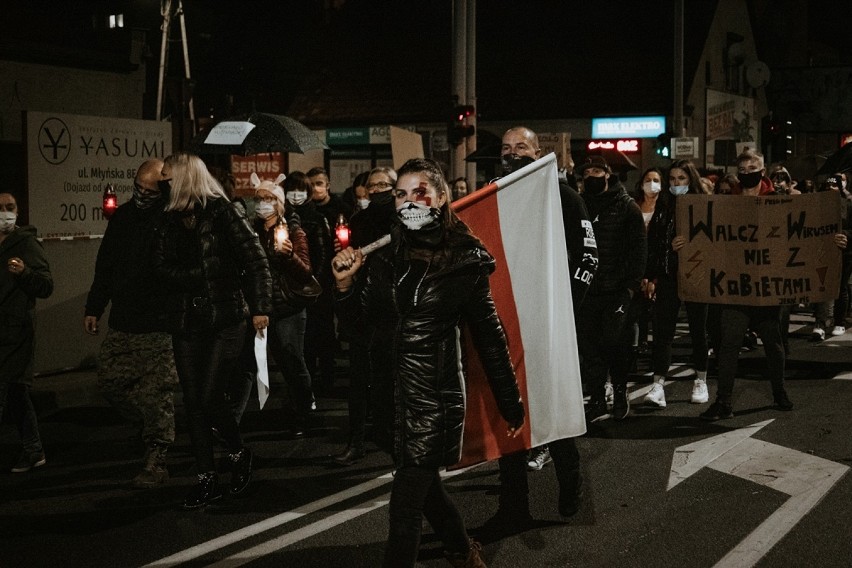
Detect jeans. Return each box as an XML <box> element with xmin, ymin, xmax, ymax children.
<box><xmin>651</xmin><ymin>277</ymin><xmax>708</xmax><ymax>375</ymax></box>
<box><xmin>384</xmin><ymin>465</ymin><xmax>470</xmax><ymax>567</ymax></box>
<box><xmin>0</xmin><ymin>382</ymin><xmax>42</xmax><ymax>454</ymax></box>
<box><xmin>173</xmin><ymin>321</ymin><xmax>246</xmax><ymax>472</ymax></box>
<box><xmin>716</xmin><ymin>305</ymin><xmax>785</xmax><ymax>403</ymax></box>
<box><xmin>268</xmin><ymin>310</ymin><xmax>313</xmax><ymax>422</ymax></box>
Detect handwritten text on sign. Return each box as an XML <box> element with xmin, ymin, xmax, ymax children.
<box><xmin>676</xmin><ymin>193</ymin><xmax>842</xmax><ymax>306</ymax></box>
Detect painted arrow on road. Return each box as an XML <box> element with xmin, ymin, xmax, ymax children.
<box><xmin>668</xmin><ymin>419</ymin><xmax>849</xmax><ymax>568</ymax></box>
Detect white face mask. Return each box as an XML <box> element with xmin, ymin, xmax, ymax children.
<box><xmin>397</xmin><ymin>201</ymin><xmax>438</xmax><ymax>231</ymax></box>
<box><xmin>0</xmin><ymin>211</ymin><xmax>16</xmax><ymax>233</ymax></box>
<box><xmin>255</xmin><ymin>202</ymin><xmax>276</xmax><ymax>219</ymax></box>
<box><xmin>669</xmin><ymin>185</ymin><xmax>689</xmax><ymax>196</ymax></box>
<box><xmin>286</xmin><ymin>191</ymin><xmax>308</xmax><ymax>206</ymax></box>
<box><xmin>643</xmin><ymin>181</ymin><xmax>661</xmax><ymax>195</ymax></box>
<box><xmin>357</xmin><ymin>198</ymin><xmax>371</xmax><ymax>210</ymax></box>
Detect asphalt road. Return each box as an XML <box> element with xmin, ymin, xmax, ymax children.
<box><xmin>1</xmin><ymin>313</ymin><xmax>850</xmax><ymax>568</ymax></box>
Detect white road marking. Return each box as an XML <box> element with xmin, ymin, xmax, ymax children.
<box><xmin>668</xmin><ymin>420</ymin><xmax>849</xmax><ymax>568</ymax></box>
<box><xmin>144</xmin><ymin>467</ymin><xmax>475</xmax><ymax>567</ymax></box>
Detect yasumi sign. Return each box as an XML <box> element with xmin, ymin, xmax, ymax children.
<box><xmin>25</xmin><ymin>111</ymin><xmax>172</xmax><ymax>239</ymax></box>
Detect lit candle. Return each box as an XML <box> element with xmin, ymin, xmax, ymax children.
<box><xmin>274</xmin><ymin>218</ymin><xmax>289</xmax><ymax>251</ymax></box>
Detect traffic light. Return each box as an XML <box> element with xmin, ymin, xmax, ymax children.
<box><xmin>655</xmin><ymin>132</ymin><xmax>671</xmax><ymax>158</ymax></box>
<box><xmin>762</xmin><ymin>116</ymin><xmax>793</xmax><ymax>160</ymax></box>
<box><xmin>449</xmin><ymin>104</ymin><xmax>475</xmax><ymax>146</ymax></box>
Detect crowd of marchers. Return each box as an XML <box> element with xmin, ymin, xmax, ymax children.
<box><xmin>1</xmin><ymin>128</ymin><xmax>849</xmax><ymax>568</ymax></box>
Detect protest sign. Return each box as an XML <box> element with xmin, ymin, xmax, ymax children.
<box><xmin>676</xmin><ymin>192</ymin><xmax>842</xmax><ymax>306</ymax></box>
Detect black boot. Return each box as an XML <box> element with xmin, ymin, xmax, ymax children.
<box><xmin>332</xmin><ymin>443</ymin><xmax>366</xmax><ymax>467</ymax></box>
<box><xmin>612</xmin><ymin>383</ymin><xmax>630</xmax><ymax>421</ymax></box>
<box><xmin>557</xmin><ymin>470</ymin><xmax>584</xmax><ymax>517</ymax></box>
<box><xmin>773</xmin><ymin>388</ymin><xmax>794</xmax><ymax>411</ymax></box>
<box><xmin>182</xmin><ymin>471</ymin><xmax>223</xmax><ymax>509</ymax></box>
<box><xmin>229</xmin><ymin>447</ymin><xmax>253</xmax><ymax>496</ymax></box>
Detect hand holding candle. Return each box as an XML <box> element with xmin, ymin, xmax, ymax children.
<box><xmin>335</xmin><ymin>214</ymin><xmax>350</xmax><ymax>249</ymax></box>
<box><xmin>274</xmin><ymin>218</ymin><xmax>290</xmax><ymax>254</ymax></box>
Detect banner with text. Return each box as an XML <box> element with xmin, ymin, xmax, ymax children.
<box><xmin>676</xmin><ymin>193</ymin><xmax>842</xmax><ymax>306</ymax></box>
<box><xmin>230</xmin><ymin>153</ymin><xmax>285</xmax><ymax>198</ymax></box>
<box><xmin>25</xmin><ymin>111</ymin><xmax>172</xmax><ymax>239</ymax></box>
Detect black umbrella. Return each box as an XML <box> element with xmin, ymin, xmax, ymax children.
<box><xmin>817</xmin><ymin>142</ymin><xmax>852</xmax><ymax>175</ymax></box>
<box><xmin>189</xmin><ymin>112</ymin><xmax>328</xmax><ymax>155</ymax></box>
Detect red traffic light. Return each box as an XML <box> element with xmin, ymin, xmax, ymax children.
<box><xmin>454</xmin><ymin>104</ymin><xmax>475</xmax><ymax>122</ymax></box>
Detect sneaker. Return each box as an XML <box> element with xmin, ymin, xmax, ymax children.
<box><xmin>699</xmin><ymin>401</ymin><xmax>734</xmax><ymax>421</ymax></box>
<box><xmin>811</xmin><ymin>327</ymin><xmax>826</xmax><ymax>341</ymax></box>
<box><xmin>612</xmin><ymin>384</ymin><xmax>630</xmax><ymax>421</ymax></box>
<box><xmin>604</xmin><ymin>381</ymin><xmax>614</xmax><ymax>406</ymax></box>
<box><xmin>526</xmin><ymin>446</ymin><xmax>552</xmax><ymax>471</ymax></box>
<box><xmin>10</xmin><ymin>451</ymin><xmax>46</xmax><ymax>473</ymax></box>
<box><xmin>691</xmin><ymin>378</ymin><xmax>709</xmax><ymax>404</ymax></box>
<box><xmin>831</xmin><ymin>326</ymin><xmax>846</xmax><ymax>336</ymax></box>
<box><xmin>584</xmin><ymin>399</ymin><xmax>609</xmax><ymax>424</ymax></box>
<box><xmin>644</xmin><ymin>383</ymin><xmax>667</xmax><ymax>408</ymax></box>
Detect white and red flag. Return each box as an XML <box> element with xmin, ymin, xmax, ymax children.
<box><xmin>451</xmin><ymin>153</ymin><xmax>586</xmax><ymax>469</ymax></box>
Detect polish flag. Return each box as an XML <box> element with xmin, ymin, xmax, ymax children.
<box><xmin>451</xmin><ymin>153</ymin><xmax>586</xmax><ymax>468</ymax></box>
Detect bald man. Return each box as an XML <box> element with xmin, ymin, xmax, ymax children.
<box><xmin>84</xmin><ymin>159</ymin><xmax>179</xmax><ymax>488</ymax></box>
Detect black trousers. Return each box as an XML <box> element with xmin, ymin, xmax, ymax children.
<box><xmin>173</xmin><ymin>321</ymin><xmax>246</xmax><ymax>472</ymax></box>
<box><xmin>577</xmin><ymin>292</ymin><xmax>631</xmax><ymax>400</ymax></box>
<box><xmin>384</xmin><ymin>465</ymin><xmax>470</xmax><ymax>567</ymax></box>
<box><xmin>651</xmin><ymin>277</ymin><xmax>709</xmax><ymax>375</ymax></box>
<box><xmin>496</xmin><ymin>437</ymin><xmax>580</xmax><ymax>509</ymax></box>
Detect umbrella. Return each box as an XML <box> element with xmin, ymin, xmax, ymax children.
<box><xmin>783</xmin><ymin>153</ymin><xmax>827</xmax><ymax>181</ymax></box>
<box><xmin>817</xmin><ymin>142</ymin><xmax>852</xmax><ymax>175</ymax></box>
<box><xmin>189</xmin><ymin>112</ymin><xmax>328</xmax><ymax>155</ymax></box>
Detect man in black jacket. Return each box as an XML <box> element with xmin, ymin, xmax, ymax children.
<box><xmin>578</xmin><ymin>156</ymin><xmax>647</xmax><ymax>423</ymax></box>
<box><xmin>84</xmin><ymin>159</ymin><xmax>178</xmax><ymax>488</ymax></box>
<box><xmin>485</xmin><ymin>127</ymin><xmax>598</xmax><ymax>534</ymax></box>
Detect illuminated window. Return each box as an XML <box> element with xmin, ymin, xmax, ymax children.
<box><xmin>109</xmin><ymin>14</ymin><xmax>124</xmax><ymax>28</ymax></box>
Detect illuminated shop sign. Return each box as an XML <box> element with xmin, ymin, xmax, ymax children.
<box><xmin>587</xmin><ymin>139</ymin><xmax>641</xmax><ymax>153</ymax></box>
<box><xmin>591</xmin><ymin>116</ymin><xmax>666</xmax><ymax>138</ymax></box>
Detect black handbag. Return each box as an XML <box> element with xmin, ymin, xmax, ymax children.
<box><xmin>279</xmin><ymin>271</ymin><xmax>322</xmax><ymax>310</ymax></box>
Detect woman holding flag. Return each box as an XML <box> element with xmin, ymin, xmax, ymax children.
<box><xmin>332</xmin><ymin>158</ymin><xmax>525</xmax><ymax>568</ymax></box>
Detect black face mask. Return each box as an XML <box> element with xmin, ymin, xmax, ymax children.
<box><xmin>133</xmin><ymin>186</ymin><xmax>163</xmax><ymax>210</ymax></box>
<box><xmin>369</xmin><ymin>190</ymin><xmax>394</xmax><ymax>207</ymax></box>
<box><xmin>739</xmin><ymin>171</ymin><xmax>763</xmax><ymax>190</ymax></box>
<box><xmin>501</xmin><ymin>154</ymin><xmax>535</xmax><ymax>176</ymax></box>
<box><xmin>583</xmin><ymin>176</ymin><xmax>607</xmax><ymax>195</ymax></box>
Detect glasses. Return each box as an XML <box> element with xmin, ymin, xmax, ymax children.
<box><xmin>366</xmin><ymin>181</ymin><xmax>394</xmax><ymax>191</ymax></box>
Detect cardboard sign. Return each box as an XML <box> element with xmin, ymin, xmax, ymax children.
<box><xmin>676</xmin><ymin>193</ymin><xmax>843</xmax><ymax>306</ymax></box>
<box><xmin>230</xmin><ymin>153</ymin><xmax>285</xmax><ymax>197</ymax></box>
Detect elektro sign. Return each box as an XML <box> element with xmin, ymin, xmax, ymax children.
<box><xmin>587</xmin><ymin>139</ymin><xmax>641</xmax><ymax>153</ymax></box>
<box><xmin>591</xmin><ymin>116</ymin><xmax>666</xmax><ymax>139</ymax></box>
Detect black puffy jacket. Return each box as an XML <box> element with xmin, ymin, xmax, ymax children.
<box><xmin>338</xmin><ymin>226</ymin><xmax>525</xmax><ymax>468</ymax></box>
<box><xmin>153</xmin><ymin>197</ymin><xmax>273</xmax><ymax>332</ymax></box>
<box><xmin>581</xmin><ymin>183</ymin><xmax>647</xmax><ymax>296</ymax></box>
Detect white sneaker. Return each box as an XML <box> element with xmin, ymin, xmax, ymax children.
<box><xmin>831</xmin><ymin>326</ymin><xmax>846</xmax><ymax>336</ymax></box>
<box><xmin>605</xmin><ymin>381</ymin><xmax>614</xmax><ymax>406</ymax></box>
<box><xmin>691</xmin><ymin>378</ymin><xmax>709</xmax><ymax>404</ymax></box>
<box><xmin>644</xmin><ymin>383</ymin><xmax>666</xmax><ymax>408</ymax></box>
<box><xmin>811</xmin><ymin>327</ymin><xmax>826</xmax><ymax>341</ymax></box>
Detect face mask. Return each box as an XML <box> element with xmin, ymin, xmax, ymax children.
<box><xmin>255</xmin><ymin>201</ymin><xmax>276</xmax><ymax>219</ymax></box>
<box><xmin>738</xmin><ymin>171</ymin><xmax>763</xmax><ymax>189</ymax></box>
<box><xmin>397</xmin><ymin>201</ymin><xmax>440</xmax><ymax>231</ymax></box>
<box><xmin>357</xmin><ymin>198</ymin><xmax>371</xmax><ymax>210</ymax></box>
<box><xmin>133</xmin><ymin>186</ymin><xmax>162</xmax><ymax>210</ymax></box>
<box><xmin>370</xmin><ymin>190</ymin><xmax>394</xmax><ymax>207</ymax></box>
<box><xmin>583</xmin><ymin>176</ymin><xmax>607</xmax><ymax>195</ymax></box>
<box><xmin>643</xmin><ymin>181</ymin><xmax>661</xmax><ymax>195</ymax></box>
<box><xmin>0</xmin><ymin>211</ymin><xmax>16</xmax><ymax>233</ymax></box>
<box><xmin>669</xmin><ymin>185</ymin><xmax>689</xmax><ymax>196</ymax></box>
<box><xmin>501</xmin><ymin>154</ymin><xmax>535</xmax><ymax>175</ymax></box>
<box><xmin>286</xmin><ymin>191</ymin><xmax>308</xmax><ymax>206</ymax></box>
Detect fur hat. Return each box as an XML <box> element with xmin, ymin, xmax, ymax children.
<box><xmin>577</xmin><ymin>156</ymin><xmax>612</xmax><ymax>175</ymax></box>
<box><xmin>251</xmin><ymin>172</ymin><xmax>286</xmax><ymax>204</ymax></box>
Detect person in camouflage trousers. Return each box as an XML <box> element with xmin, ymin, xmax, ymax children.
<box><xmin>84</xmin><ymin>159</ymin><xmax>178</xmax><ymax>488</ymax></box>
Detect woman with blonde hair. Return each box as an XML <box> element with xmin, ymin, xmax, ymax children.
<box><xmin>153</xmin><ymin>153</ymin><xmax>273</xmax><ymax>509</ymax></box>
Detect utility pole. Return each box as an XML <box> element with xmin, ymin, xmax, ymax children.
<box><xmin>464</xmin><ymin>0</ymin><xmax>476</xmax><ymax>187</ymax></box>
<box><xmin>156</xmin><ymin>0</ymin><xmax>195</xmax><ymax>142</ymax></box>
<box><xmin>673</xmin><ymin>0</ymin><xmax>685</xmax><ymax>138</ymax></box>
<box><xmin>452</xmin><ymin>0</ymin><xmax>467</xmax><ymax>181</ymax></box>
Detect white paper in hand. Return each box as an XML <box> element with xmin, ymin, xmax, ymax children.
<box><xmin>254</xmin><ymin>331</ymin><xmax>270</xmax><ymax>409</ymax></box>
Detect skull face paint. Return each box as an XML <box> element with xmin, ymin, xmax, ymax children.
<box><xmin>394</xmin><ymin>174</ymin><xmax>445</xmax><ymax>231</ymax></box>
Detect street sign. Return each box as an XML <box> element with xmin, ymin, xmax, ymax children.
<box><xmin>673</xmin><ymin>137</ymin><xmax>700</xmax><ymax>159</ymax></box>
<box><xmin>669</xmin><ymin>419</ymin><xmax>849</xmax><ymax>568</ymax></box>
